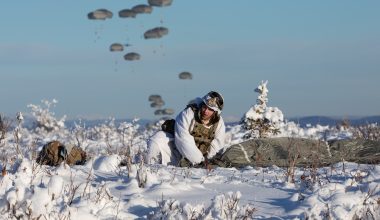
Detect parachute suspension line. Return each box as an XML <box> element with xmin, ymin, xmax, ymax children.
<box><xmin>183</xmin><ymin>81</ymin><xmax>188</xmax><ymax>102</ymax></box>
<box><xmin>93</xmin><ymin>24</ymin><xmax>99</xmax><ymax>43</ymax></box>
<box><xmin>126</xmin><ymin>60</ymin><xmax>135</xmax><ymax>74</ymax></box>
<box><xmin>121</xmin><ymin>24</ymin><xmax>129</xmax><ymax>50</ymax></box>
<box><xmin>160</xmin><ymin>40</ymin><xmax>165</xmax><ymax>57</ymax></box>
<box><xmin>160</xmin><ymin>13</ymin><xmax>164</xmax><ymax>25</ymax></box>
<box><xmin>98</xmin><ymin>24</ymin><xmax>104</xmax><ymax>41</ymax></box>
<box><xmin>124</xmin><ymin>24</ymin><xmax>128</xmax><ymax>35</ymax></box>
<box><xmin>159</xmin><ymin>13</ymin><xmax>165</xmax><ymax>56</ymax></box>
<box><xmin>93</xmin><ymin>23</ymin><xmax>105</xmax><ymax>43</ymax></box>
<box><xmin>113</xmin><ymin>53</ymin><xmax>118</xmax><ymax>72</ymax></box>
<box><xmin>115</xmin><ymin>60</ymin><xmax>118</xmax><ymax>72</ymax></box>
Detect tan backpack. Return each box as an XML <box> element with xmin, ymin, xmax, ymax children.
<box><xmin>36</xmin><ymin>141</ymin><xmax>87</xmax><ymax>166</ymax></box>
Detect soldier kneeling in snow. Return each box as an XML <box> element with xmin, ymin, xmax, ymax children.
<box><xmin>36</xmin><ymin>141</ymin><xmax>87</xmax><ymax>166</ymax></box>
<box><xmin>147</xmin><ymin>91</ymin><xmax>226</xmax><ymax>167</ymax></box>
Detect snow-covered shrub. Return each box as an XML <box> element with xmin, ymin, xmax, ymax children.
<box><xmin>71</xmin><ymin>119</ymin><xmax>87</xmax><ymax>148</ymax></box>
<box><xmin>13</xmin><ymin>112</ymin><xmax>24</xmax><ymax>158</ymax></box>
<box><xmin>149</xmin><ymin>191</ymin><xmax>256</xmax><ymax>220</ymax></box>
<box><xmin>145</xmin><ymin>119</ymin><xmax>165</xmax><ymax>136</ymax></box>
<box><xmin>149</xmin><ymin>198</ymin><xmax>183</xmax><ymax>219</ymax></box>
<box><xmin>351</xmin><ymin>123</ymin><xmax>380</xmax><ymax>141</ymax></box>
<box><xmin>0</xmin><ymin>157</ymin><xmax>120</xmax><ymax>219</ymax></box>
<box><xmin>182</xmin><ymin>203</ymin><xmax>206</xmax><ymax>219</ymax></box>
<box><xmin>0</xmin><ymin>114</ymin><xmax>12</xmax><ymax>142</ymax></box>
<box><xmin>27</xmin><ymin>99</ymin><xmax>66</xmax><ymax>132</ymax></box>
<box><xmin>118</xmin><ymin>118</ymin><xmax>146</xmax><ymax>157</ymax></box>
<box><xmin>0</xmin><ymin>114</ymin><xmax>12</xmax><ymax>169</ymax></box>
<box><xmin>137</xmin><ymin>159</ymin><xmax>147</xmax><ymax>188</ymax></box>
<box><xmin>353</xmin><ymin>192</ymin><xmax>380</xmax><ymax>220</ymax></box>
<box><xmin>81</xmin><ymin>118</ymin><xmax>148</xmax><ymax>173</ymax></box>
<box><xmin>241</xmin><ymin>80</ymin><xmax>283</xmax><ymax>139</ymax></box>
<box><xmin>209</xmin><ymin>191</ymin><xmax>243</xmax><ymax>219</ymax></box>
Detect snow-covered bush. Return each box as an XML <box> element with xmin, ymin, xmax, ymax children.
<box><xmin>84</xmin><ymin>118</ymin><xmax>146</xmax><ymax>156</ymax></box>
<box><xmin>0</xmin><ymin>157</ymin><xmax>124</xmax><ymax>219</ymax></box>
<box><xmin>118</xmin><ymin>118</ymin><xmax>146</xmax><ymax>157</ymax></box>
<box><xmin>149</xmin><ymin>198</ymin><xmax>183</xmax><ymax>219</ymax></box>
<box><xmin>208</xmin><ymin>191</ymin><xmax>256</xmax><ymax>219</ymax></box>
<box><xmin>145</xmin><ymin>119</ymin><xmax>166</xmax><ymax>137</ymax></box>
<box><xmin>0</xmin><ymin>114</ymin><xmax>12</xmax><ymax>169</ymax></box>
<box><xmin>241</xmin><ymin>80</ymin><xmax>284</xmax><ymax>138</ymax></box>
<box><xmin>149</xmin><ymin>191</ymin><xmax>256</xmax><ymax>220</ymax></box>
<box><xmin>27</xmin><ymin>99</ymin><xmax>66</xmax><ymax>132</ymax></box>
<box><xmin>351</xmin><ymin>123</ymin><xmax>380</xmax><ymax>141</ymax></box>
<box><xmin>0</xmin><ymin>114</ymin><xmax>12</xmax><ymax>142</ymax></box>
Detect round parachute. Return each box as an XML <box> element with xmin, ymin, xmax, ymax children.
<box><xmin>132</xmin><ymin>4</ymin><xmax>153</xmax><ymax>14</ymax></box>
<box><xmin>118</xmin><ymin>9</ymin><xmax>137</xmax><ymax>18</ymax></box>
<box><xmin>88</xmin><ymin>9</ymin><xmax>113</xmax><ymax>20</ymax></box>
<box><xmin>124</xmin><ymin>52</ymin><xmax>140</xmax><ymax>61</ymax></box>
<box><xmin>154</xmin><ymin>108</ymin><xmax>174</xmax><ymax>116</ymax></box>
<box><xmin>148</xmin><ymin>0</ymin><xmax>173</xmax><ymax>7</ymax></box>
<box><xmin>149</xmin><ymin>94</ymin><xmax>162</xmax><ymax>102</ymax></box>
<box><xmin>144</xmin><ymin>27</ymin><xmax>169</xmax><ymax>39</ymax></box>
<box><xmin>150</xmin><ymin>100</ymin><xmax>165</xmax><ymax>108</ymax></box>
<box><xmin>110</xmin><ymin>43</ymin><xmax>124</xmax><ymax>52</ymax></box>
<box><xmin>179</xmin><ymin>71</ymin><xmax>193</xmax><ymax>80</ymax></box>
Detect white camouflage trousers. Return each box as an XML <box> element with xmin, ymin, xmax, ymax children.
<box><xmin>147</xmin><ymin>131</ymin><xmax>182</xmax><ymax>166</ymax></box>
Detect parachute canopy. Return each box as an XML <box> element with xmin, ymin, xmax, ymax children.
<box><xmin>150</xmin><ymin>101</ymin><xmax>165</xmax><ymax>108</ymax></box>
<box><xmin>149</xmin><ymin>94</ymin><xmax>165</xmax><ymax>108</ymax></box>
<box><xmin>148</xmin><ymin>0</ymin><xmax>173</xmax><ymax>7</ymax></box>
<box><xmin>149</xmin><ymin>94</ymin><xmax>162</xmax><ymax>102</ymax></box>
<box><xmin>118</xmin><ymin>9</ymin><xmax>137</xmax><ymax>18</ymax></box>
<box><xmin>110</xmin><ymin>43</ymin><xmax>124</xmax><ymax>52</ymax></box>
<box><xmin>154</xmin><ymin>108</ymin><xmax>174</xmax><ymax>116</ymax></box>
<box><xmin>124</xmin><ymin>52</ymin><xmax>140</xmax><ymax>61</ymax></box>
<box><xmin>163</xmin><ymin>108</ymin><xmax>174</xmax><ymax>115</ymax></box>
<box><xmin>132</xmin><ymin>4</ymin><xmax>153</xmax><ymax>14</ymax></box>
<box><xmin>179</xmin><ymin>71</ymin><xmax>192</xmax><ymax>80</ymax></box>
<box><xmin>88</xmin><ymin>9</ymin><xmax>113</xmax><ymax>20</ymax></box>
<box><xmin>144</xmin><ymin>27</ymin><xmax>169</xmax><ymax>39</ymax></box>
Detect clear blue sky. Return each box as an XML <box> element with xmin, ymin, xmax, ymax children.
<box><xmin>1</xmin><ymin>0</ymin><xmax>379</xmax><ymax>121</ymax></box>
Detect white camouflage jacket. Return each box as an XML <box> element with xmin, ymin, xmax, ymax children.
<box><xmin>174</xmin><ymin>98</ymin><xmax>226</xmax><ymax>165</ymax></box>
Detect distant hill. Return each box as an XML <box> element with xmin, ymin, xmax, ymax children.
<box><xmin>66</xmin><ymin>116</ymin><xmax>380</xmax><ymax>129</ymax></box>
<box><xmin>287</xmin><ymin>116</ymin><xmax>380</xmax><ymax>128</ymax></box>
<box><xmin>64</xmin><ymin>118</ymin><xmax>153</xmax><ymax>129</ymax></box>
<box><xmin>16</xmin><ymin>115</ymin><xmax>380</xmax><ymax>130</ymax></box>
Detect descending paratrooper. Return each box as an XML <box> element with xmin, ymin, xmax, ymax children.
<box><xmin>87</xmin><ymin>9</ymin><xmax>113</xmax><ymax>20</ymax></box>
<box><xmin>144</xmin><ymin>27</ymin><xmax>169</xmax><ymax>39</ymax></box>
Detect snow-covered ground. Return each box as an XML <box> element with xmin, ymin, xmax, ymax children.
<box><xmin>0</xmin><ymin>101</ymin><xmax>379</xmax><ymax>219</ymax></box>
<box><xmin>1</xmin><ymin>155</ymin><xmax>380</xmax><ymax>219</ymax></box>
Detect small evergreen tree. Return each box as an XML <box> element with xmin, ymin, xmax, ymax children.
<box><xmin>241</xmin><ymin>80</ymin><xmax>283</xmax><ymax>139</ymax></box>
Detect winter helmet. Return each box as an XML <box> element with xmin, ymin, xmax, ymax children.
<box><xmin>201</xmin><ymin>91</ymin><xmax>224</xmax><ymax>114</ymax></box>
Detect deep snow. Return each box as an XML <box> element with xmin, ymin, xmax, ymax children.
<box><xmin>0</xmin><ymin>100</ymin><xmax>379</xmax><ymax>219</ymax></box>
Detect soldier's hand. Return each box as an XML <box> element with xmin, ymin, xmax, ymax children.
<box><xmin>204</xmin><ymin>156</ymin><xmax>212</xmax><ymax>172</ymax></box>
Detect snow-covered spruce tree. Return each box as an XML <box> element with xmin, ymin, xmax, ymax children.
<box><xmin>241</xmin><ymin>80</ymin><xmax>284</xmax><ymax>139</ymax></box>
<box><xmin>27</xmin><ymin>99</ymin><xmax>66</xmax><ymax>132</ymax></box>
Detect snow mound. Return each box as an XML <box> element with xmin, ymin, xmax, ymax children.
<box><xmin>93</xmin><ymin>155</ymin><xmax>121</xmax><ymax>172</ymax></box>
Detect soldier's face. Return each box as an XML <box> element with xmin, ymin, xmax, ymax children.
<box><xmin>200</xmin><ymin>104</ymin><xmax>215</xmax><ymax>121</ymax></box>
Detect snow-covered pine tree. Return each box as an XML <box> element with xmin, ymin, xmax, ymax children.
<box><xmin>241</xmin><ymin>80</ymin><xmax>284</xmax><ymax>139</ymax></box>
